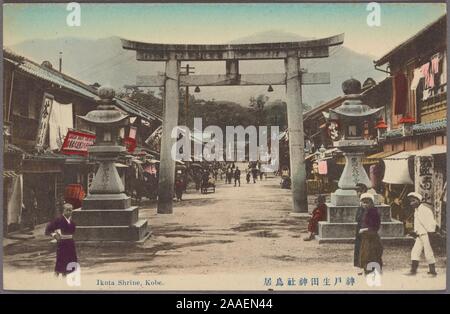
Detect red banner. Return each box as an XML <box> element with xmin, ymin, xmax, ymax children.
<box><xmin>61</xmin><ymin>130</ymin><xmax>95</xmax><ymax>156</ymax></box>
<box><xmin>318</xmin><ymin>160</ymin><xmax>328</xmax><ymax>175</ymax></box>
<box><xmin>124</xmin><ymin>137</ymin><xmax>137</xmax><ymax>153</ymax></box>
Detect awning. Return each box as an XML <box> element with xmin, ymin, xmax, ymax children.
<box><xmin>22</xmin><ymin>158</ymin><xmax>64</xmax><ymax>173</ymax></box>
<box><xmin>305</xmin><ymin>153</ymin><xmax>317</xmax><ymax>160</ymax></box>
<box><xmin>336</xmin><ymin>156</ymin><xmax>380</xmax><ymax>166</ymax></box>
<box><xmin>382</xmin><ymin>151</ymin><xmax>414</xmax><ymax>185</ymax></box>
<box><xmin>384</xmin><ymin>151</ymin><xmax>416</xmax><ymax>160</ymax></box>
<box><xmin>115</xmin><ymin>163</ymin><xmax>128</xmax><ymax>168</ymax></box>
<box><xmin>323</xmin><ymin>148</ymin><xmax>338</xmax><ymax>155</ymax></box>
<box><xmin>366</xmin><ymin>150</ymin><xmax>399</xmax><ymax>159</ymax></box>
<box><xmin>64</xmin><ymin>154</ymin><xmax>92</xmax><ymax>165</ymax></box>
<box><xmin>415</xmin><ymin>145</ymin><xmax>446</xmax><ymax>156</ymax></box>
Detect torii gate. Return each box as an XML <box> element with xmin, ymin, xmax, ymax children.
<box><xmin>122</xmin><ymin>34</ymin><xmax>344</xmax><ymax>214</ymax></box>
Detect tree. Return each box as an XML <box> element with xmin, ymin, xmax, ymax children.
<box><xmin>263</xmin><ymin>100</ymin><xmax>288</xmax><ymax>130</ymax></box>
<box><xmin>249</xmin><ymin>94</ymin><xmax>269</xmax><ymax>126</ymax></box>
<box><xmin>117</xmin><ymin>88</ymin><xmax>163</xmax><ymax>117</ymax></box>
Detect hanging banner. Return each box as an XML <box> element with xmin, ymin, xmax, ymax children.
<box><xmin>318</xmin><ymin>160</ymin><xmax>328</xmax><ymax>175</ymax></box>
<box><xmin>124</xmin><ymin>138</ymin><xmax>137</xmax><ymax>153</ymax></box>
<box><xmin>60</xmin><ymin>130</ymin><xmax>96</xmax><ymax>156</ymax></box>
<box><xmin>49</xmin><ymin>101</ymin><xmax>73</xmax><ymax>150</ymax></box>
<box><xmin>383</xmin><ymin>152</ymin><xmax>414</xmax><ymax>185</ymax></box>
<box><xmin>35</xmin><ymin>93</ymin><xmax>54</xmax><ymax>150</ymax></box>
<box><xmin>7</xmin><ymin>174</ymin><xmax>23</xmax><ymax>225</ymax></box>
<box><xmin>124</xmin><ymin>126</ymin><xmax>137</xmax><ymax>153</ymax></box>
<box><xmin>145</xmin><ymin>125</ymin><xmax>162</xmax><ymax>152</ymax></box>
<box><xmin>433</xmin><ymin>170</ymin><xmax>444</xmax><ymax>228</ymax></box>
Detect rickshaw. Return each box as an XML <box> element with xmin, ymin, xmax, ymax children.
<box><xmin>190</xmin><ymin>163</ymin><xmax>203</xmax><ymax>191</ymax></box>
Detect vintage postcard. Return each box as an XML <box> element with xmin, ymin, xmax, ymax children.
<box><xmin>1</xmin><ymin>1</ymin><xmax>448</xmax><ymax>294</ymax></box>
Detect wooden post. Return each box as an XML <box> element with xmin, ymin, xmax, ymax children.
<box><xmin>157</xmin><ymin>57</ymin><xmax>180</xmax><ymax>214</ymax></box>
<box><xmin>285</xmin><ymin>53</ymin><xmax>307</xmax><ymax>213</ymax></box>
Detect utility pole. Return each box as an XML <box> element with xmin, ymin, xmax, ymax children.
<box><xmin>59</xmin><ymin>51</ymin><xmax>63</xmax><ymax>72</ymax></box>
<box><xmin>180</xmin><ymin>64</ymin><xmax>195</xmax><ymax>126</ymax></box>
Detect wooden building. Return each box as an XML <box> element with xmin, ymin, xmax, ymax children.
<box><xmin>372</xmin><ymin>14</ymin><xmax>447</xmax><ymax>232</ymax></box>
<box><xmin>3</xmin><ymin>49</ymin><xmax>161</xmax><ymax>235</ymax></box>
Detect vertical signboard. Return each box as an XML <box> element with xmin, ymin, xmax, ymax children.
<box><xmin>35</xmin><ymin>93</ymin><xmax>54</xmax><ymax>150</ymax></box>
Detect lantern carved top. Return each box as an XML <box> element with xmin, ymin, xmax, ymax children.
<box><xmin>328</xmin><ymin>78</ymin><xmax>382</xmax><ymax>120</ymax></box>
<box><xmin>78</xmin><ymin>86</ymin><xmax>129</xmax><ymax>125</ymax></box>
<box><xmin>342</xmin><ymin>78</ymin><xmax>361</xmax><ymax>95</ymax></box>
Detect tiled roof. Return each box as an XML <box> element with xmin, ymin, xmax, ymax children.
<box><xmin>115</xmin><ymin>98</ymin><xmax>162</xmax><ymax>122</ymax></box>
<box><xmin>4</xmin><ymin>49</ymin><xmax>162</xmax><ymax>122</ymax></box>
<box><xmin>374</xmin><ymin>14</ymin><xmax>446</xmax><ymax>66</ymax></box>
<box><xmin>384</xmin><ymin>128</ymin><xmax>403</xmax><ymax>139</ymax></box>
<box><xmin>384</xmin><ymin>118</ymin><xmax>447</xmax><ymax>138</ymax></box>
<box><xmin>24</xmin><ymin>151</ymin><xmax>67</xmax><ymax>160</ymax></box>
<box><xmin>5</xmin><ymin>49</ymin><xmax>98</xmax><ymax>99</ymax></box>
<box><xmin>413</xmin><ymin>118</ymin><xmax>447</xmax><ymax>135</ymax></box>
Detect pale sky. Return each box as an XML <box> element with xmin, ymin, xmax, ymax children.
<box><xmin>3</xmin><ymin>2</ymin><xmax>446</xmax><ymax>58</ymax></box>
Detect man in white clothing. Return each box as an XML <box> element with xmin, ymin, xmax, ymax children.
<box><xmin>406</xmin><ymin>192</ymin><xmax>438</xmax><ymax>277</ymax></box>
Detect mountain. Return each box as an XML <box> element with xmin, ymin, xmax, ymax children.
<box><xmin>8</xmin><ymin>31</ymin><xmax>385</xmax><ymax>107</ymax></box>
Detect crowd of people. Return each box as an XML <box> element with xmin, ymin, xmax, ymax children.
<box><xmin>45</xmin><ymin>162</ymin><xmax>440</xmax><ymax>279</ymax></box>
<box><xmin>303</xmin><ymin>183</ymin><xmax>439</xmax><ymax>278</ymax></box>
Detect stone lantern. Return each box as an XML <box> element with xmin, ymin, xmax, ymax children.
<box><xmin>72</xmin><ymin>87</ymin><xmax>149</xmax><ymax>242</ymax></box>
<box><xmin>317</xmin><ymin>79</ymin><xmax>404</xmax><ymax>242</ymax></box>
<box><xmin>328</xmin><ymin>79</ymin><xmax>382</xmax><ymax>204</ymax></box>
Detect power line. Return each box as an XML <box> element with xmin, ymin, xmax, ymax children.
<box><xmin>72</xmin><ymin>51</ymin><xmax>128</xmax><ymax>77</ymax></box>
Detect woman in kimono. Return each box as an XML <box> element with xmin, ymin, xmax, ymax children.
<box><xmin>304</xmin><ymin>195</ymin><xmax>327</xmax><ymax>241</ymax></box>
<box><xmin>354</xmin><ymin>183</ymin><xmax>368</xmax><ymax>273</ymax></box>
<box><xmin>45</xmin><ymin>203</ymin><xmax>77</xmax><ymax>276</ymax></box>
<box><xmin>175</xmin><ymin>178</ymin><xmax>184</xmax><ymax>201</ymax></box>
<box><xmin>358</xmin><ymin>193</ymin><xmax>383</xmax><ymax>275</ymax></box>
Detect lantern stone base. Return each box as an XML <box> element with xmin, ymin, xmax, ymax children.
<box><xmin>330</xmin><ymin>189</ymin><xmax>359</xmax><ymax>206</ymax></box>
<box><xmin>81</xmin><ymin>193</ymin><xmax>131</xmax><ymax>210</ymax></box>
<box><xmin>316</xmin><ymin>202</ymin><xmax>405</xmax><ymax>243</ymax></box>
<box><xmin>73</xmin><ymin>195</ymin><xmax>150</xmax><ymax>242</ymax></box>
<box><xmin>73</xmin><ymin>220</ymin><xmax>149</xmax><ymax>242</ymax></box>
<box><xmin>331</xmin><ymin>189</ymin><xmax>383</xmax><ymax>206</ymax></box>
<box><xmin>73</xmin><ymin>206</ymin><xmax>139</xmax><ymax>226</ymax></box>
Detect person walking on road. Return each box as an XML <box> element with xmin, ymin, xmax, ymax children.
<box><xmin>45</xmin><ymin>203</ymin><xmax>78</xmax><ymax>277</ymax></box>
<box><xmin>234</xmin><ymin>167</ymin><xmax>241</xmax><ymax>187</ymax></box>
<box><xmin>354</xmin><ymin>183</ymin><xmax>368</xmax><ymax>275</ymax></box>
<box><xmin>357</xmin><ymin>193</ymin><xmax>383</xmax><ymax>276</ymax></box>
<box><xmin>251</xmin><ymin>167</ymin><xmax>258</xmax><ymax>184</ymax></box>
<box><xmin>226</xmin><ymin>167</ymin><xmax>232</xmax><ymax>184</ymax></box>
<box><xmin>405</xmin><ymin>192</ymin><xmax>438</xmax><ymax>277</ymax></box>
